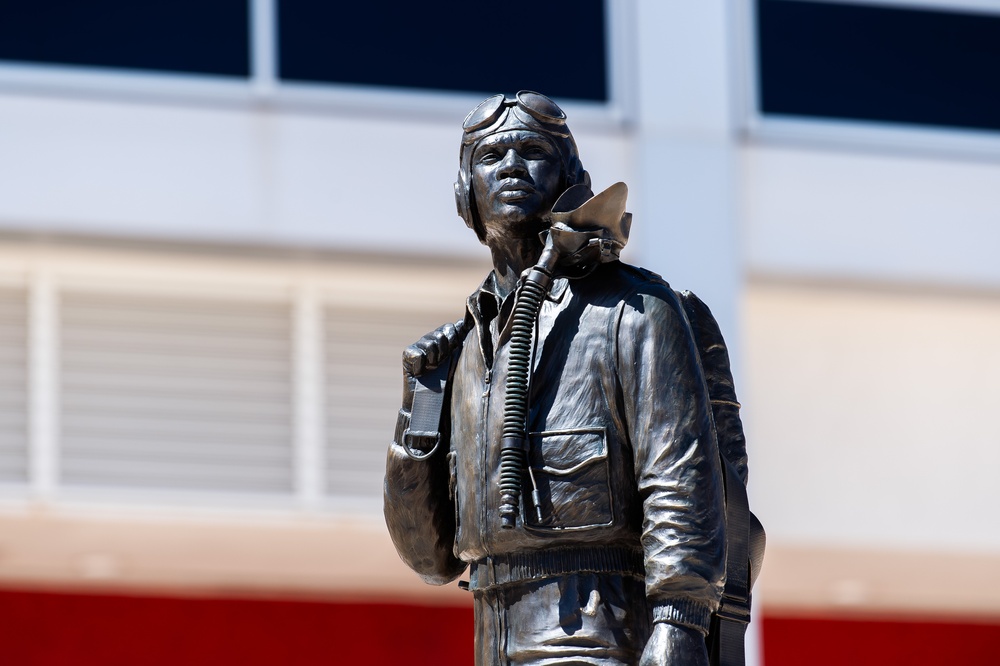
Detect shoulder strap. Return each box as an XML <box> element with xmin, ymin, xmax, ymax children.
<box><xmin>402</xmin><ymin>360</ymin><xmax>453</xmax><ymax>460</ymax></box>
<box><xmin>402</xmin><ymin>319</ymin><xmax>470</xmax><ymax>461</ymax></box>
<box><xmin>709</xmin><ymin>457</ymin><xmax>754</xmax><ymax>666</ymax></box>
<box><xmin>676</xmin><ymin>290</ymin><xmax>766</xmax><ymax>666</ymax></box>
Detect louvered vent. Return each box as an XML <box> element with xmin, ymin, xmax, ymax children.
<box><xmin>325</xmin><ymin>307</ymin><xmax>462</xmax><ymax>499</ymax></box>
<box><xmin>60</xmin><ymin>291</ymin><xmax>294</xmax><ymax>494</ymax></box>
<box><xmin>0</xmin><ymin>287</ymin><xmax>28</xmax><ymax>483</ymax></box>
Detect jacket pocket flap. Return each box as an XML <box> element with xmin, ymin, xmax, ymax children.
<box><xmin>528</xmin><ymin>427</ymin><xmax>607</xmax><ymax>475</ymax></box>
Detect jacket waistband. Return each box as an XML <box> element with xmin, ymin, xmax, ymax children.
<box><xmin>469</xmin><ymin>545</ymin><xmax>644</xmax><ymax>591</ymax></box>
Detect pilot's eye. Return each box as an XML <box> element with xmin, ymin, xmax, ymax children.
<box><xmin>478</xmin><ymin>150</ymin><xmax>501</xmax><ymax>165</ymax></box>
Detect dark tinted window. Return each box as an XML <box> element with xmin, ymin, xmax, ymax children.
<box><xmin>757</xmin><ymin>0</ymin><xmax>1000</xmax><ymax>133</ymax></box>
<box><xmin>0</xmin><ymin>0</ymin><xmax>250</xmax><ymax>77</ymax></box>
<box><xmin>278</xmin><ymin>0</ymin><xmax>608</xmax><ymax>102</ymax></box>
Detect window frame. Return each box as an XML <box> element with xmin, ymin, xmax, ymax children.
<box><xmin>0</xmin><ymin>0</ymin><xmax>634</xmax><ymax>129</ymax></box>
<box><xmin>737</xmin><ymin>0</ymin><xmax>1000</xmax><ymax>159</ymax></box>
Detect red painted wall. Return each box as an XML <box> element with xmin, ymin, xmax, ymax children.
<box><xmin>0</xmin><ymin>589</ymin><xmax>474</xmax><ymax>666</ymax></box>
<box><xmin>4</xmin><ymin>588</ymin><xmax>1000</xmax><ymax>665</ymax></box>
<box><xmin>763</xmin><ymin>614</ymin><xmax>1000</xmax><ymax>665</ymax></box>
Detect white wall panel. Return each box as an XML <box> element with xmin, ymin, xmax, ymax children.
<box><xmin>0</xmin><ymin>93</ymin><xmax>631</xmax><ymax>258</ymax></box>
<box><xmin>0</xmin><ymin>95</ymin><xmax>264</xmax><ymax>237</ymax></box>
<box><xmin>743</xmin><ymin>144</ymin><xmax>1000</xmax><ymax>288</ymax></box>
<box><xmin>745</xmin><ymin>280</ymin><xmax>1000</xmax><ymax>552</ymax></box>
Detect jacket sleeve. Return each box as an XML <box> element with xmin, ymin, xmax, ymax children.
<box><xmin>678</xmin><ymin>290</ymin><xmax>749</xmax><ymax>485</ymax></box>
<box><xmin>615</xmin><ymin>285</ymin><xmax>726</xmax><ymax>634</ymax></box>
<box><xmin>383</xmin><ymin>372</ymin><xmax>466</xmax><ymax>586</ymax></box>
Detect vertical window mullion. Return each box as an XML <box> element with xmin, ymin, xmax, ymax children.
<box><xmin>293</xmin><ymin>283</ymin><xmax>324</xmax><ymax>507</ymax></box>
<box><xmin>28</xmin><ymin>271</ymin><xmax>58</xmax><ymax>499</ymax></box>
<box><xmin>250</xmin><ymin>0</ymin><xmax>278</xmax><ymax>97</ymax></box>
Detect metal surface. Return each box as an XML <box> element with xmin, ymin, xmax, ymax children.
<box><xmin>385</xmin><ymin>92</ymin><xmax>755</xmax><ymax>665</ymax></box>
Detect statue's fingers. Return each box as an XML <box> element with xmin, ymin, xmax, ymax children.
<box><xmin>440</xmin><ymin>322</ymin><xmax>458</xmax><ymax>347</ymax></box>
<box><xmin>402</xmin><ymin>344</ymin><xmax>427</xmax><ymax>377</ymax></box>
<box><xmin>424</xmin><ymin>332</ymin><xmax>448</xmax><ymax>369</ymax></box>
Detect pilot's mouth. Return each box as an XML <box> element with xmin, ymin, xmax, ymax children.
<box><xmin>498</xmin><ymin>183</ymin><xmax>535</xmax><ymax>201</ymax></box>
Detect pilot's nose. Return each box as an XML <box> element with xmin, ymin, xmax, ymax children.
<box><xmin>497</xmin><ymin>149</ymin><xmax>529</xmax><ymax>179</ymax></box>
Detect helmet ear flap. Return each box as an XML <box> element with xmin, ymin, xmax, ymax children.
<box><xmin>455</xmin><ymin>168</ymin><xmax>487</xmax><ymax>243</ymax></box>
<box><xmin>563</xmin><ymin>152</ymin><xmax>590</xmax><ymax>192</ymax></box>
<box><xmin>454</xmin><ymin>176</ymin><xmax>470</xmax><ymax>226</ymax></box>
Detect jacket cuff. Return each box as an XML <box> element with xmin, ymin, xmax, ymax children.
<box><xmin>652</xmin><ymin>598</ymin><xmax>715</xmax><ymax>635</ymax></box>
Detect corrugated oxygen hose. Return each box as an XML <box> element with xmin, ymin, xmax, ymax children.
<box><xmin>495</xmin><ymin>182</ymin><xmax>631</xmax><ymax>530</ymax></box>
<box><xmin>498</xmin><ymin>269</ymin><xmax>552</xmax><ymax>529</ymax></box>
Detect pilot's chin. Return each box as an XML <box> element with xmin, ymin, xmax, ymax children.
<box><xmin>501</xmin><ymin>216</ymin><xmax>548</xmax><ymax>239</ymax></box>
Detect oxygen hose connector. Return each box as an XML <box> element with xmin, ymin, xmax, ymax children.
<box><xmin>497</xmin><ymin>182</ymin><xmax>631</xmax><ymax>529</ymax></box>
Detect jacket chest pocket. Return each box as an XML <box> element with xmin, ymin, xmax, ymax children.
<box><xmin>525</xmin><ymin>427</ymin><xmax>613</xmax><ymax>531</ymax></box>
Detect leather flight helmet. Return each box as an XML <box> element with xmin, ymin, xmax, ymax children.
<box><xmin>455</xmin><ymin>91</ymin><xmax>591</xmax><ymax>243</ymax></box>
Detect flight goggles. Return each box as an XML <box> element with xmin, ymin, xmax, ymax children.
<box><xmin>461</xmin><ymin>91</ymin><xmax>570</xmax><ymax>143</ymax></box>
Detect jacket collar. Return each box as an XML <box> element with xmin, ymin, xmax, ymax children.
<box><xmin>466</xmin><ymin>271</ymin><xmax>569</xmax><ymax>366</ymax></box>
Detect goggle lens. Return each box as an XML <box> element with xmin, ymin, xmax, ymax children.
<box><xmin>462</xmin><ymin>91</ymin><xmax>567</xmax><ymax>134</ymax></box>
<box><xmin>515</xmin><ymin>91</ymin><xmax>566</xmax><ymax>125</ymax></box>
<box><xmin>462</xmin><ymin>94</ymin><xmax>506</xmax><ymax>133</ymax></box>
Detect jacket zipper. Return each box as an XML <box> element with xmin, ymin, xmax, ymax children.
<box><xmin>479</xmin><ymin>366</ymin><xmax>492</xmax><ymax>551</ymax></box>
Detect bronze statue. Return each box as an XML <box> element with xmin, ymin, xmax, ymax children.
<box><xmin>384</xmin><ymin>91</ymin><xmax>762</xmax><ymax>666</ymax></box>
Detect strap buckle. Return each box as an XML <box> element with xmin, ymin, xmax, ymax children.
<box><xmin>716</xmin><ymin>593</ymin><xmax>751</xmax><ymax>625</ymax></box>
<box><xmin>402</xmin><ymin>430</ymin><xmax>441</xmax><ymax>461</ymax></box>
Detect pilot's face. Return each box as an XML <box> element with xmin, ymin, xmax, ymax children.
<box><xmin>471</xmin><ymin>130</ymin><xmax>563</xmax><ymax>240</ymax></box>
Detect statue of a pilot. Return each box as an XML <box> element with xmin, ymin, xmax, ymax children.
<box><xmin>385</xmin><ymin>91</ymin><xmax>739</xmax><ymax>666</ymax></box>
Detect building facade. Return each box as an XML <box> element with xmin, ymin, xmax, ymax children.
<box><xmin>1</xmin><ymin>2</ymin><xmax>999</xmax><ymax>664</ymax></box>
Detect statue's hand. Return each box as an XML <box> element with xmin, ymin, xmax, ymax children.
<box><xmin>399</xmin><ymin>319</ymin><xmax>468</xmax><ymax>413</ymax></box>
<box><xmin>639</xmin><ymin>623</ymin><xmax>709</xmax><ymax>666</ymax></box>
<box><xmin>403</xmin><ymin>319</ymin><xmax>468</xmax><ymax>378</ymax></box>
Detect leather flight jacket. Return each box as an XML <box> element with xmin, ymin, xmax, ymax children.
<box><xmin>385</xmin><ymin>260</ymin><xmax>726</xmax><ymax>633</ymax></box>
